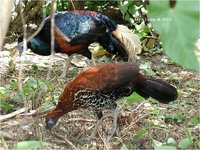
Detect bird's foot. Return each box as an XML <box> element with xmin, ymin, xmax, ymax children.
<box><xmin>107</xmin><ymin>106</ymin><xmax>118</xmax><ymax>140</ymax></box>
<box><xmin>107</xmin><ymin>127</ymin><xmax>117</xmax><ymax>141</ymax></box>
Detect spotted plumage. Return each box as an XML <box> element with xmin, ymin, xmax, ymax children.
<box><xmin>45</xmin><ymin>62</ymin><xmax>178</xmax><ymax>135</ymax></box>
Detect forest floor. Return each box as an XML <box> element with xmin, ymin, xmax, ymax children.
<box><xmin>0</xmin><ymin>46</ymin><xmax>199</xmax><ymax>149</ymax></box>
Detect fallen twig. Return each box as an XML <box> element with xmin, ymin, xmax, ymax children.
<box><xmin>53</xmin><ymin>132</ymin><xmax>78</xmax><ymax>150</ymax></box>
<box><xmin>66</xmin><ymin>118</ymin><xmax>96</xmax><ymax>123</ymax></box>
<box><xmin>0</xmin><ymin>131</ymin><xmax>14</xmax><ymax>140</ymax></box>
<box><xmin>1</xmin><ymin>136</ymin><xmax>9</xmax><ymax>150</ymax></box>
<box><xmin>26</xmin><ymin>1</ymin><xmax>46</xmax><ymax>43</ymax></box>
<box><xmin>0</xmin><ymin>107</ymin><xmax>29</xmax><ymax>122</ymax></box>
<box><xmin>46</xmin><ymin>0</ymin><xmax>56</xmax><ymax>79</ymax></box>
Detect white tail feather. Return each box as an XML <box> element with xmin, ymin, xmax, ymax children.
<box><xmin>112</xmin><ymin>25</ymin><xmax>142</xmax><ymax>61</ymax></box>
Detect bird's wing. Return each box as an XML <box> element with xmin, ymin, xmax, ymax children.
<box><xmin>54</xmin><ymin>12</ymin><xmax>107</xmax><ymax>45</ymax></box>
<box><xmin>73</xmin><ymin>62</ymin><xmax>139</xmax><ymax>91</ymax></box>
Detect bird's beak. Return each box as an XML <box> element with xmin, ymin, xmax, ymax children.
<box><xmin>46</xmin><ymin>118</ymin><xmax>56</xmax><ymax>130</ymax></box>
<box><xmin>17</xmin><ymin>42</ymin><xmax>23</xmax><ymax>57</ymax></box>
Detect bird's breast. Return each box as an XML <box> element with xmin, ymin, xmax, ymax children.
<box><xmin>54</xmin><ymin>28</ymin><xmax>88</xmax><ymax>55</ymax></box>
<box><xmin>72</xmin><ymin>88</ymin><xmax>120</xmax><ymax>112</ymax></box>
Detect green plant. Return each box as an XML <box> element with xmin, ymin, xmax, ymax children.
<box><xmin>12</xmin><ymin>141</ymin><xmax>49</xmax><ymax>150</ymax></box>
<box><xmin>117</xmin><ymin>0</ymin><xmax>200</xmax><ymax>71</ymax></box>
<box><xmin>152</xmin><ymin>138</ymin><xmax>177</xmax><ymax>150</ymax></box>
<box><xmin>133</xmin><ymin>129</ymin><xmax>148</xmax><ymax>139</ymax></box>
<box><xmin>148</xmin><ymin>1</ymin><xmax>199</xmax><ymax>71</ymax></box>
<box><xmin>140</xmin><ymin>62</ymin><xmax>156</xmax><ymax>76</ymax></box>
<box><xmin>178</xmin><ymin>127</ymin><xmax>198</xmax><ymax>149</ymax></box>
<box><xmin>117</xmin><ymin>92</ymin><xmax>143</xmax><ymax>105</ymax></box>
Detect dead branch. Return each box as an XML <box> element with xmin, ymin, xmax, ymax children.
<box><xmin>18</xmin><ymin>1</ymin><xmax>27</xmax><ymax>107</ymax></box>
<box><xmin>68</xmin><ymin>0</ymin><xmax>85</xmax><ymax>10</ymax></box>
<box><xmin>46</xmin><ymin>0</ymin><xmax>56</xmax><ymax>79</ymax></box>
<box><xmin>27</xmin><ymin>0</ymin><xmax>46</xmax><ymax>43</ymax></box>
<box><xmin>66</xmin><ymin>118</ymin><xmax>96</xmax><ymax>123</ymax></box>
<box><xmin>9</xmin><ymin>1</ymin><xmax>43</xmax><ymax>32</ymax></box>
<box><xmin>0</xmin><ymin>131</ymin><xmax>14</xmax><ymax>140</ymax></box>
<box><xmin>53</xmin><ymin>132</ymin><xmax>78</xmax><ymax>150</ymax></box>
<box><xmin>0</xmin><ymin>108</ymin><xmax>29</xmax><ymax>122</ymax></box>
<box><xmin>0</xmin><ymin>0</ymin><xmax>15</xmax><ymax>49</ymax></box>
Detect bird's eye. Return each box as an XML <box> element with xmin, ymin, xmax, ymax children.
<box><xmin>124</xmin><ymin>87</ymin><xmax>132</xmax><ymax>95</ymax></box>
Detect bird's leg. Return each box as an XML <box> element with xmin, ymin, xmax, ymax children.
<box><xmin>60</xmin><ymin>55</ymin><xmax>72</xmax><ymax>78</ymax></box>
<box><xmin>89</xmin><ymin>111</ymin><xmax>103</xmax><ymax>140</ymax></box>
<box><xmin>91</xmin><ymin>55</ymin><xmax>96</xmax><ymax>66</ymax></box>
<box><xmin>108</xmin><ymin>106</ymin><xmax>119</xmax><ymax>139</ymax></box>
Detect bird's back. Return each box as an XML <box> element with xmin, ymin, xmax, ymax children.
<box><xmin>29</xmin><ymin>11</ymin><xmax>108</xmax><ymax>57</ymax></box>
<box><xmin>69</xmin><ymin>62</ymin><xmax>139</xmax><ymax>92</ymax></box>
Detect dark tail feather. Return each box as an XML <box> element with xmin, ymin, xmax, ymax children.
<box><xmin>112</xmin><ymin>37</ymin><xmax>128</xmax><ymax>61</ymax></box>
<box><xmin>135</xmin><ymin>79</ymin><xmax>178</xmax><ymax>104</ymax></box>
<box><xmin>100</xmin><ymin>32</ymin><xmax>128</xmax><ymax>61</ymax></box>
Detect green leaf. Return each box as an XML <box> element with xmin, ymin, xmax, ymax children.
<box><xmin>167</xmin><ymin>137</ymin><xmax>176</xmax><ymax>146</ymax></box>
<box><xmin>23</xmin><ymin>84</ymin><xmax>31</xmax><ymax>94</ymax></box>
<box><xmin>12</xmin><ymin>141</ymin><xmax>49</xmax><ymax>150</ymax></box>
<box><xmin>184</xmin><ymin>127</ymin><xmax>192</xmax><ymax>140</ymax></box>
<box><xmin>10</xmin><ymin>81</ymin><xmax>19</xmax><ymax>90</ymax></box>
<box><xmin>126</xmin><ymin>93</ymin><xmax>143</xmax><ymax>104</ymax></box>
<box><xmin>128</xmin><ymin>2</ymin><xmax>136</xmax><ymax>14</ymax></box>
<box><xmin>0</xmin><ymin>102</ymin><xmax>14</xmax><ymax>112</ymax></box>
<box><xmin>120</xmin><ymin>144</ymin><xmax>129</xmax><ymax>150</ymax></box>
<box><xmin>140</xmin><ymin>62</ymin><xmax>151</xmax><ymax>70</ymax></box>
<box><xmin>148</xmin><ymin>1</ymin><xmax>199</xmax><ymax>71</ymax></box>
<box><xmin>39</xmin><ymin>81</ymin><xmax>48</xmax><ymax>92</ymax></box>
<box><xmin>189</xmin><ymin>116</ymin><xmax>199</xmax><ymax>126</ymax></box>
<box><xmin>152</xmin><ymin>139</ymin><xmax>163</xmax><ymax>148</ymax></box>
<box><xmin>118</xmin><ymin>2</ymin><xmax>129</xmax><ymax>16</ymax></box>
<box><xmin>133</xmin><ymin>129</ymin><xmax>147</xmax><ymax>139</ymax></box>
<box><xmin>153</xmin><ymin>139</ymin><xmax>177</xmax><ymax>150</ymax></box>
<box><xmin>155</xmin><ymin>145</ymin><xmax>177</xmax><ymax>150</ymax></box>
<box><xmin>117</xmin><ymin>92</ymin><xmax>143</xmax><ymax>105</ymax></box>
<box><xmin>194</xmin><ymin>123</ymin><xmax>200</xmax><ymax>129</ymax></box>
<box><xmin>31</xmin><ymin>64</ymin><xmax>39</xmax><ymax>72</ymax></box>
<box><xmin>165</xmin><ymin>113</ymin><xmax>184</xmax><ymax>123</ymax></box>
<box><xmin>146</xmin><ymin>69</ymin><xmax>156</xmax><ymax>76</ymax></box>
<box><xmin>27</xmin><ymin>77</ymin><xmax>38</xmax><ymax>89</ymax></box>
<box><xmin>178</xmin><ymin>138</ymin><xmax>192</xmax><ymax>149</ymax></box>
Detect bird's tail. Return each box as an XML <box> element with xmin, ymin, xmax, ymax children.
<box><xmin>112</xmin><ymin>25</ymin><xmax>142</xmax><ymax>61</ymax></box>
<box><xmin>135</xmin><ymin>78</ymin><xmax>178</xmax><ymax>104</ymax></box>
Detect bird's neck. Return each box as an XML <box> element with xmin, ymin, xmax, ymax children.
<box><xmin>96</xmin><ymin>13</ymin><xmax>117</xmax><ymax>31</ymax></box>
<box><xmin>46</xmin><ymin>99</ymin><xmax>76</xmax><ymax>123</ymax></box>
<box><xmin>48</xmin><ymin>107</ymin><xmax>66</xmax><ymax>120</ymax></box>
<box><xmin>29</xmin><ymin>38</ymin><xmax>51</xmax><ymax>56</ymax></box>
<box><xmin>53</xmin><ymin>91</ymin><xmax>78</xmax><ymax>119</ymax></box>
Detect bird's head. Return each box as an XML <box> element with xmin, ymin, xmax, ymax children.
<box><xmin>17</xmin><ymin>36</ymin><xmax>24</xmax><ymax>56</ymax></box>
<box><xmin>45</xmin><ymin>110</ymin><xmax>59</xmax><ymax>129</ymax></box>
<box><xmin>17</xmin><ymin>36</ymin><xmax>31</xmax><ymax>56</ymax></box>
<box><xmin>46</xmin><ymin>118</ymin><xmax>58</xmax><ymax>129</ymax></box>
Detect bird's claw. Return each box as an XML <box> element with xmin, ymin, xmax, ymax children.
<box><xmin>107</xmin><ymin>128</ymin><xmax>117</xmax><ymax>141</ymax></box>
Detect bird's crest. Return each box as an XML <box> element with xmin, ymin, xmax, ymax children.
<box><xmin>112</xmin><ymin>25</ymin><xmax>142</xmax><ymax>61</ymax></box>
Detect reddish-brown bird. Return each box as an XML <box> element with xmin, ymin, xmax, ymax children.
<box><xmin>45</xmin><ymin>62</ymin><xmax>178</xmax><ymax>138</ymax></box>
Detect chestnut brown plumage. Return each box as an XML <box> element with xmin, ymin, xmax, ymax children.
<box><xmin>45</xmin><ymin>62</ymin><xmax>178</xmax><ymax>138</ymax></box>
